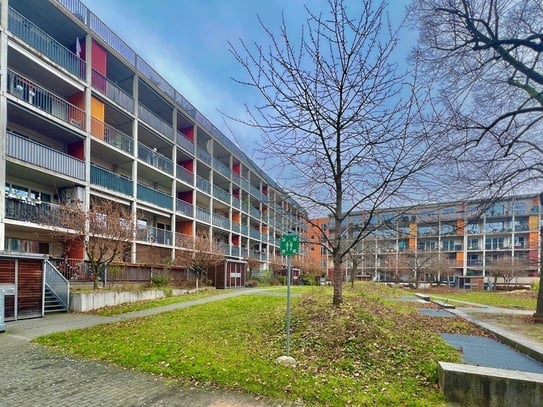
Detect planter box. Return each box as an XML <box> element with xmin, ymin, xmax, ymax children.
<box><xmin>69</xmin><ymin>288</ymin><xmax>191</xmax><ymax>312</ymax></box>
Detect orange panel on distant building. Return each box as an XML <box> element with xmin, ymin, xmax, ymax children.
<box><xmin>457</xmin><ymin>219</ymin><xmax>465</xmax><ymax>235</ymax></box>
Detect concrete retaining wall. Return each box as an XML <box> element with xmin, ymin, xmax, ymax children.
<box><xmin>70</xmin><ymin>289</ymin><xmax>191</xmax><ymax>312</ymax></box>
<box><xmin>439</xmin><ymin>361</ymin><xmax>543</xmax><ymax>407</ymax></box>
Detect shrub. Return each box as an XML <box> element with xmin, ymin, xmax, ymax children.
<box><xmin>150</xmin><ymin>276</ymin><xmax>169</xmax><ymax>287</ymax></box>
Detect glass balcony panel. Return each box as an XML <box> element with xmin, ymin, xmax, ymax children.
<box><xmin>137</xmin><ymin>184</ymin><xmax>172</xmax><ymax>209</ymax></box>
<box><xmin>90</xmin><ymin>165</ymin><xmax>132</xmax><ymax>196</ymax></box>
<box><xmin>9</xmin><ymin>8</ymin><xmax>86</xmax><ymax>79</ymax></box>
<box><xmin>7</xmin><ymin>131</ymin><xmax>85</xmax><ymax>180</ymax></box>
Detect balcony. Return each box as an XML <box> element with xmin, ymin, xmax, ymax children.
<box><xmin>196</xmin><ymin>175</ymin><xmax>211</xmax><ymax>194</ymax></box>
<box><xmin>9</xmin><ymin>8</ymin><xmax>85</xmax><ymax>79</ymax></box>
<box><xmin>176</xmin><ymin>130</ymin><xmax>194</xmax><ymax>154</ymax></box>
<box><xmin>91</xmin><ymin>118</ymin><xmax>134</xmax><ymax>154</ymax></box>
<box><xmin>7</xmin><ymin>131</ymin><xmax>85</xmax><ymax>180</ymax></box>
<box><xmin>90</xmin><ymin>165</ymin><xmax>132</xmax><ymax>196</ymax></box>
<box><xmin>241</xmin><ymin>225</ymin><xmax>249</xmax><ymax>236</ymax></box>
<box><xmin>213</xmin><ymin>159</ymin><xmax>231</xmax><ymax>178</ymax></box>
<box><xmin>196</xmin><ymin>206</ymin><xmax>211</xmax><ymax>223</ymax></box>
<box><xmin>212</xmin><ymin>213</ymin><xmax>230</xmax><ymax>230</ymax></box>
<box><xmin>249</xmin><ymin>184</ymin><xmax>261</xmax><ymax>198</ymax></box>
<box><xmin>231</xmin><ymin>246</ymin><xmax>241</xmax><ymax>257</ymax></box>
<box><xmin>197</xmin><ymin>148</ymin><xmax>212</xmax><ymax>165</ymax></box>
<box><xmin>213</xmin><ymin>185</ymin><xmax>231</xmax><ymax>204</ymax></box>
<box><xmin>5</xmin><ymin>199</ymin><xmax>76</xmax><ymax>229</ymax></box>
<box><xmin>138</xmin><ymin>104</ymin><xmax>174</xmax><ymax>140</ymax></box>
<box><xmin>91</xmin><ymin>69</ymin><xmax>134</xmax><ymax>112</ymax></box>
<box><xmin>176</xmin><ymin>199</ymin><xmax>193</xmax><ymax>217</ymax></box>
<box><xmin>138</xmin><ymin>144</ymin><xmax>173</xmax><ymax>175</ymax></box>
<box><xmin>137</xmin><ymin>225</ymin><xmax>173</xmax><ymax>245</ymax></box>
<box><xmin>232</xmin><ymin>196</ymin><xmax>241</xmax><ymax>208</ymax></box>
<box><xmin>250</xmin><ymin>207</ymin><xmax>261</xmax><ymax>219</ymax></box>
<box><xmin>176</xmin><ymin>164</ymin><xmax>193</xmax><ymax>185</ymax></box>
<box><xmin>8</xmin><ymin>70</ymin><xmax>85</xmax><ymax>131</ymax></box>
<box><xmin>231</xmin><ymin>222</ymin><xmax>241</xmax><ymax>233</ymax></box>
<box><xmin>250</xmin><ymin>229</ymin><xmax>260</xmax><ymax>240</ymax></box>
<box><xmin>137</xmin><ymin>184</ymin><xmax>172</xmax><ymax>210</ymax></box>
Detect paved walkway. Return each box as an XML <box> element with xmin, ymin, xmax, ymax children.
<box><xmin>1</xmin><ymin>288</ymin><xmax>294</xmax><ymax>407</ymax></box>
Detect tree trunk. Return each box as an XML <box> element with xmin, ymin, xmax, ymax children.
<box><xmin>333</xmin><ymin>254</ymin><xmax>343</xmax><ymax>305</ymax></box>
<box><xmin>534</xmin><ymin>277</ymin><xmax>543</xmax><ymax>321</ymax></box>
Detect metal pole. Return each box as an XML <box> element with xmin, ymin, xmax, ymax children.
<box><xmin>286</xmin><ymin>255</ymin><xmax>292</xmax><ymax>357</ymax></box>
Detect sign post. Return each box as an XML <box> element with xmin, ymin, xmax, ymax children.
<box><xmin>279</xmin><ymin>234</ymin><xmax>299</xmax><ymax>363</ymax></box>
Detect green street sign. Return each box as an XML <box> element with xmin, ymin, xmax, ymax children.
<box><xmin>280</xmin><ymin>234</ymin><xmax>299</xmax><ymax>256</ymax></box>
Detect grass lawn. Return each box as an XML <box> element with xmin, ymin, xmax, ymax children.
<box><xmin>35</xmin><ymin>283</ymin><xmax>488</xmax><ymax>406</ymax></box>
<box><xmin>427</xmin><ymin>289</ymin><xmax>537</xmax><ymax>310</ymax></box>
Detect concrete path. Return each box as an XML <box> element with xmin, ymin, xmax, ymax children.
<box><xmin>1</xmin><ymin>288</ymin><xmax>295</xmax><ymax>407</ymax></box>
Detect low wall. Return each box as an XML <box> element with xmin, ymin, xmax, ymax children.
<box><xmin>439</xmin><ymin>362</ymin><xmax>543</xmax><ymax>407</ymax></box>
<box><xmin>70</xmin><ymin>288</ymin><xmax>191</xmax><ymax>312</ymax></box>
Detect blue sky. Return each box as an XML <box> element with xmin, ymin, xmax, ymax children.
<box><xmin>88</xmin><ymin>0</ymin><xmax>413</xmax><ymax>161</ymax></box>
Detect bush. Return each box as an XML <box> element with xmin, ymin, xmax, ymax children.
<box><xmin>245</xmin><ymin>279</ymin><xmax>258</xmax><ymax>287</ymax></box>
<box><xmin>150</xmin><ymin>276</ymin><xmax>169</xmax><ymax>287</ymax></box>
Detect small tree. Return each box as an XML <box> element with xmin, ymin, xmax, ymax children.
<box><xmin>246</xmin><ymin>256</ymin><xmax>261</xmax><ymax>281</ymax></box>
<box><xmin>487</xmin><ymin>255</ymin><xmax>528</xmax><ymax>290</ymax></box>
<box><xmin>402</xmin><ymin>250</ymin><xmax>436</xmax><ymax>289</ymax></box>
<box><xmin>175</xmin><ymin>234</ymin><xmax>225</xmax><ymax>291</ymax></box>
<box><xmin>48</xmin><ymin>198</ymin><xmax>135</xmax><ymax>289</ymax></box>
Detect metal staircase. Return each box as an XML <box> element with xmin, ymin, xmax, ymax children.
<box><xmin>44</xmin><ymin>260</ymin><xmax>69</xmax><ymax>313</ymax></box>
<box><xmin>44</xmin><ymin>285</ymin><xmax>68</xmax><ymax>313</ymax></box>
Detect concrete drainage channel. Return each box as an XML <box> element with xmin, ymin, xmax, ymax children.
<box><xmin>413</xmin><ymin>294</ymin><xmax>543</xmax><ymax>407</ymax></box>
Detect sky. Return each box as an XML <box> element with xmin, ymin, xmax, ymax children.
<box><xmin>88</xmin><ymin>0</ymin><xmax>413</xmax><ymax>168</ymax></box>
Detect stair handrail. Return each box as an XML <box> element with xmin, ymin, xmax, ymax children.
<box><xmin>44</xmin><ymin>259</ymin><xmax>70</xmax><ymax>310</ymax></box>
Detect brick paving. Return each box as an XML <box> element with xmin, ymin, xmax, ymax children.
<box><xmin>1</xmin><ymin>289</ymin><xmax>294</xmax><ymax>407</ymax></box>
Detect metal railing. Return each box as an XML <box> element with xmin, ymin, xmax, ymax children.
<box><xmin>9</xmin><ymin>8</ymin><xmax>85</xmax><ymax>79</ymax></box>
<box><xmin>195</xmin><ymin>206</ymin><xmax>211</xmax><ymax>223</ymax></box>
<box><xmin>138</xmin><ymin>104</ymin><xmax>174</xmax><ymax>140</ymax></box>
<box><xmin>7</xmin><ymin>131</ymin><xmax>85</xmax><ymax>180</ymax></box>
<box><xmin>212</xmin><ymin>213</ymin><xmax>230</xmax><ymax>229</ymax></box>
<box><xmin>44</xmin><ymin>259</ymin><xmax>69</xmax><ymax>310</ymax></box>
<box><xmin>213</xmin><ymin>159</ymin><xmax>231</xmax><ymax>178</ymax></box>
<box><xmin>138</xmin><ymin>144</ymin><xmax>173</xmax><ymax>175</ymax></box>
<box><xmin>137</xmin><ymin>225</ymin><xmax>173</xmax><ymax>245</ymax></box>
<box><xmin>213</xmin><ymin>185</ymin><xmax>231</xmax><ymax>204</ymax></box>
<box><xmin>8</xmin><ymin>70</ymin><xmax>86</xmax><ymax>130</ymax></box>
<box><xmin>196</xmin><ymin>175</ymin><xmax>211</xmax><ymax>194</ymax></box>
<box><xmin>176</xmin><ymin>199</ymin><xmax>193</xmax><ymax>217</ymax></box>
<box><xmin>91</xmin><ymin>69</ymin><xmax>134</xmax><ymax>112</ymax></box>
<box><xmin>137</xmin><ymin>184</ymin><xmax>172</xmax><ymax>209</ymax></box>
<box><xmin>90</xmin><ymin>165</ymin><xmax>133</xmax><ymax>196</ymax></box>
<box><xmin>91</xmin><ymin>118</ymin><xmax>134</xmax><ymax>154</ymax></box>
<box><xmin>176</xmin><ymin>130</ymin><xmax>194</xmax><ymax>153</ymax></box>
<box><xmin>176</xmin><ymin>164</ymin><xmax>193</xmax><ymax>184</ymax></box>
<box><xmin>197</xmin><ymin>148</ymin><xmax>212</xmax><ymax>165</ymax></box>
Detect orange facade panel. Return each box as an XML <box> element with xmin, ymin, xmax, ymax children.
<box><xmin>177</xmin><ymin>221</ymin><xmax>193</xmax><ymax>236</ymax></box>
<box><xmin>529</xmin><ymin>232</ymin><xmax>539</xmax><ymax>249</ymax></box>
<box><xmin>409</xmin><ymin>238</ymin><xmax>416</xmax><ymax>250</ymax></box>
<box><xmin>529</xmin><ymin>215</ymin><xmax>539</xmax><ymax>231</ymax></box>
<box><xmin>457</xmin><ymin>219</ymin><xmax>465</xmax><ymax>235</ymax></box>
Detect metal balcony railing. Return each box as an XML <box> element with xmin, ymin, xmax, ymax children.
<box><xmin>176</xmin><ymin>199</ymin><xmax>193</xmax><ymax>217</ymax></box>
<box><xmin>196</xmin><ymin>206</ymin><xmax>211</xmax><ymax>223</ymax></box>
<box><xmin>241</xmin><ymin>225</ymin><xmax>249</xmax><ymax>236</ymax></box>
<box><xmin>196</xmin><ymin>175</ymin><xmax>211</xmax><ymax>194</ymax></box>
<box><xmin>7</xmin><ymin>131</ymin><xmax>85</xmax><ymax>180</ymax></box>
<box><xmin>250</xmin><ymin>207</ymin><xmax>261</xmax><ymax>219</ymax></box>
<box><xmin>250</xmin><ymin>184</ymin><xmax>261</xmax><ymax>198</ymax></box>
<box><xmin>231</xmin><ymin>246</ymin><xmax>241</xmax><ymax>257</ymax></box>
<box><xmin>138</xmin><ymin>104</ymin><xmax>174</xmax><ymax>140</ymax></box>
<box><xmin>232</xmin><ymin>174</ymin><xmax>241</xmax><ymax>186</ymax></box>
<box><xmin>138</xmin><ymin>144</ymin><xmax>173</xmax><ymax>175</ymax></box>
<box><xmin>250</xmin><ymin>229</ymin><xmax>260</xmax><ymax>240</ymax></box>
<box><xmin>45</xmin><ymin>260</ymin><xmax>69</xmax><ymax>311</ymax></box>
<box><xmin>231</xmin><ymin>222</ymin><xmax>241</xmax><ymax>233</ymax></box>
<box><xmin>137</xmin><ymin>225</ymin><xmax>173</xmax><ymax>245</ymax></box>
<box><xmin>175</xmin><ymin>232</ymin><xmax>193</xmax><ymax>248</ymax></box>
<box><xmin>91</xmin><ymin>118</ymin><xmax>134</xmax><ymax>154</ymax></box>
<box><xmin>137</xmin><ymin>184</ymin><xmax>172</xmax><ymax>210</ymax></box>
<box><xmin>213</xmin><ymin>185</ymin><xmax>230</xmax><ymax>204</ymax></box>
<box><xmin>176</xmin><ymin>130</ymin><xmax>194</xmax><ymax>154</ymax></box>
<box><xmin>241</xmin><ymin>178</ymin><xmax>250</xmax><ymax>191</ymax></box>
<box><xmin>9</xmin><ymin>7</ymin><xmax>85</xmax><ymax>79</ymax></box>
<box><xmin>212</xmin><ymin>213</ymin><xmax>230</xmax><ymax>229</ymax></box>
<box><xmin>232</xmin><ymin>196</ymin><xmax>240</xmax><ymax>208</ymax></box>
<box><xmin>176</xmin><ymin>164</ymin><xmax>193</xmax><ymax>184</ymax></box>
<box><xmin>213</xmin><ymin>159</ymin><xmax>231</xmax><ymax>178</ymax></box>
<box><xmin>8</xmin><ymin>70</ymin><xmax>85</xmax><ymax>131</ymax></box>
<box><xmin>90</xmin><ymin>165</ymin><xmax>133</xmax><ymax>196</ymax></box>
<box><xmin>91</xmin><ymin>69</ymin><xmax>134</xmax><ymax>112</ymax></box>
<box><xmin>197</xmin><ymin>148</ymin><xmax>212</xmax><ymax>165</ymax></box>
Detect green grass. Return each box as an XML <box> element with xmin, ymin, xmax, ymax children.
<box><xmin>35</xmin><ymin>283</ymin><xmax>485</xmax><ymax>406</ymax></box>
<box><xmin>430</xmin><ymin>290</ymin><xmax>536</xmax><ymax>310</ymax></box>
<box><xmin>92</xmin><ymin>289</ymin><xmax>220</xmax><ymax>316</ymax></box>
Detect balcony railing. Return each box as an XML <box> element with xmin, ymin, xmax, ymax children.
<box><xmin>5</xmin><ymin>198</ymin><xmax>77</xmax><ymax>228</ymax></box>
<box><xmin>213</xmin><ymin>185</ymin><xmax>230</xmax><ymax>204</ymax></box>
<box><xmin>232</xmin><ymin>196</ymin><xmax>240</xmax><ymax>208</ymax></box>
<box><xmin>91</xmin><ymin>118</ymin><xmax>134</xmax><ymax>154</ymax></box>
<box><xmin>250</xmin><ymin>229</ymin><xmax>260</xmax><ymax>240</ymax></box>
<box><xmin>231</xmin><ymin>222</ymin><xmax>241</xmax><ymax>233</ymax></box>
<box><xmin>174</xmin><ymin>232</ymin><xmax>193</xmax><ymax>248</ymax></box>
<box><xmin>176</xmin><ymin>164</ymin><xmax>193</xmax><ymax>184</ymax></box>
<box><xmin>137</xmin><ymin>225</ymin><xmax>173</xmax><ymax>245</ymax></box>
<box><xmin>212</xmin><ymin>213</ymin><xmax>230</xmax><ymax>229</ymax></box>
<box><xmin>8</xmin><ymin>70</ymin><xmax>85</xmax><ymax>130</ymax></box>
<box><xmin>196</xmin><ymin>206</ymin><xmax>211</xmax><ymax>223</ymax></box>
<box><xmin>213</xmin><ymin>159</ymin><xmax>231</xmax><ymax>178</ymax></box>
<box><xmin>7</xmin><ymin>131</ymin><xmax>85</xmax><ymax>180</ymax></box>
<box><xmin>250</xmin><ymin>207</ymin><xmax>261</xmax><ymax>219</ymax></box>
<box><xmin>138</xmin><ymin>144</ymin><xmax>173</xmax><ymax>175</ymax></box>
<box><xmin>176</xmin><ymin>130</ymin><xmax>194</xmax><ymax>153</ymax></box>
<box><xmin>138</xmin><ymin>104</ymin><xmax>174</xmax><ymax>140</ymax></box>
<box><xmin>197</xmin><ymin>148</ymin><xmax>212</xmax><ymax>165</ymax></box>
<box><xmin>250</xmin><ymin>184</ymin><xmax>261</xmax><ymax>198</ymax></box>
<box><xmin>137</xmin><ymin>184</ymin><xmax>172</xmax><ymax>210</ymax></box>
<box><xmin>196</xmin><ymin>175</ymin><xmax>211</xmax><ymax>194</ymax></box>
<box><xmin>176</xmin><ymin>199</ymin><xmax>193</xmax><ymax>217</ymax></box>
<box><xmin>232</xmin><ymin>174</ymin><xmax>241</xmax><ymax>186</ymax></box>
<box><xmin>90</xmin><ymin>165</ymin><xmax>133</xmax><ymax>196</ymax></box>
<box><xmin>231</xmin><ymin>246</ymin><xmax>241</xmax><ymax>257</ymax></box>
<box><xmin>91</xmin><ymin>69</ymin><xmax>134</xmax><ymax>112</ymax></box>
<box><xmin>9</xmin><ymin>8</ymin><xmax>85</xmax><ymax>79</ymax></box>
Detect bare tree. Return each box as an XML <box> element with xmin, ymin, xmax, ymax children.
<box><xmin>48</xmin><ymin>198</ymin><xmax>135</xmax><ymax>289</ymax></box>
<box><xmin>230</xmin><ymin>0</ymin><xmax>433</xmax><ymax>305</ymax></box>
<box><xmin>245</xmin><ymin>256</ymin><xmax>261</xmax><ymax>281</ymax></box>
<box><xmin>487</xmin><ymin>255</ymin><xmax>528</xmax><ymax>290</ymax></box>
<box><xmin>408</xmin><ymin>0</ymin><xmax>543</xmax><ymax>316</ymax></box>
<box><xmin>401</xmin><ymin>250</ymin><xmax>436</xmax><ymax>289</ymax></box>
<box><xmin>175</xmin><ymin>234</ymin><xmax>225</xmax><ymax>290</ymax></box>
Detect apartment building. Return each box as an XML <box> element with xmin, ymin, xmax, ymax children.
<box><xmin>323</xmin><ymin>194</ymin><xmax>541</xmax><ymax>283</ymax></box>
<box><xmin>0</xmin><ymin>0</ymin><xmax>305</xmax><ymax>284</ymax></box>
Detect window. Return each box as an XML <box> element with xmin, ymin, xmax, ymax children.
<box><xmin>467</xmin><ymin>223</ymin><xmax>479</xmax><ymax>233</ymax></box>
<box><xmin>485</xmin><ymin>237</ymin><xmax>504</xmax><ymax>250</ymax></box>
<box><xmin>485</xmin><ymin>222</ymin><xmax>504</xmax><ymax>233</ymax></box>
<box><xmin>320</xmin><ymin>246</ymin><xmax>327</xmax><ymax>256</ymax></box>
<box><xmin>514</xmin><ymin>237</ymin><xmax>525</xmax><ymax>248</ymax></box>
<box><xmin>441</xmin><ymin>224</ymin><xmax>455</xmax><ymax>235</ymax></box>
<box><xmin>442</xmin><ymin>239</ymin><xmax>455</xmax><ymax>251</ymax></box>
<box><xmin>468</xmin><ymin>238</ymin><xmax>479</xmax><ymax>250</ymax></box>
<box><xmin>513</xmin><ymin>202</ymin><xmax>526</xmax><ymax>215</ymax></box>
